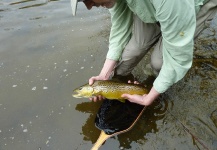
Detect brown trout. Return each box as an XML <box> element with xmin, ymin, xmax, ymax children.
<box><xmin>72</xmin><ymin>80</ymin><xmax>148</xmax><ymax>102</ymax></box>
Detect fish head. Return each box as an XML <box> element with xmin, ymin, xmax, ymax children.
<box><xmin>72</xmin><ymin>84</ymin><xmax>94</xmax><ymax>98</ymax></box>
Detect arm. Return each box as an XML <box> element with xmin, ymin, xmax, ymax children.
<box><xmin>123</xmin><ymin>0</ymin><xmax>196</xmax><ymax>106</ymax></box>
<box><xmin>152</xmin><ymin>0</ymin><xmax>196</xmax><ymax>93</ymax></box>
<box><xmin>89</xmin><ymin>0</ymin><xmax>133</xmax><ymax>102</ymax></box>
<box><xmin>106</xmin><ymin>0</ymin><xmax>133</xmax><ymax>61</ymax></box>
<box><xmin>90</xmin><ymin>0</ymin><xmax>133</xmax><ymax>85</ymax></box>
<box><xmin>88</xmin><ymin>59</ymin><xmax>116</xmax><ymax>102</ymax></box>
<box><xmin>88</xmin><ymin>0</ymin><xmax>133</xmax><ymax>101</ymax></box>
<box><xmin>122</xmin><ymin>86</ymin><xmax>160</xmax><ymax>106</ymax></box>
<box><xmin>89</xmin><ymin>59</ymin><xmax>117</xmax><ymax>85</ymax></box>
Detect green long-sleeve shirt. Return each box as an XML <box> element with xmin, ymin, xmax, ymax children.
<box><xmin>107</xmin><ymin>0</ymin><xmax>209</xmax><ymax>93</ymax></box>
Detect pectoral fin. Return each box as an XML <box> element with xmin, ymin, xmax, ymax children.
<box><xmin>117</xmin><ymin>99</ymin><xmax>126</xmax><ymax>103</ymax></box>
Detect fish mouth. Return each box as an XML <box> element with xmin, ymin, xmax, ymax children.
<box><xmin>72</xmin><ymin>93</ymin><xmax>82</xmax><ymax>98</ymax></box>
<box><xmin>72</xmin><ymin>92</ymin><xmax>89</xmax><ymax>98</ymax></box>
<box><xmin>72</xmin><ymin>93</ymin><xmax>84</xmax><ymax>98</ymax></box>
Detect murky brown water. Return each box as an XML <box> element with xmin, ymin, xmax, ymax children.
<box><xmin>0</xmin><ymin>0</ymin><xmax>216</xmax><ymax>150</ymax></box>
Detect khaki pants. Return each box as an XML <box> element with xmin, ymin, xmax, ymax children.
<box><xmin>114</xmin><ymin>0</ymin><xmax>217</xmax><ymax>76</ymax></box>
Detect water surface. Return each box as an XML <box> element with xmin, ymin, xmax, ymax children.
<box><xmin>0</xmin><ymin>0</ymin><xmax>217</xmax><ymax>150</ymax></box>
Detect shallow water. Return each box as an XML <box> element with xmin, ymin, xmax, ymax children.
<box><xmin>0</xmin><ymin>0</ymin><xmax>217</xmax><ymax>150</ymax></box>
<box><xmin>0</xmin><ymin>0</ymin><xmax>109</xmax><ymax>149</ymax></box>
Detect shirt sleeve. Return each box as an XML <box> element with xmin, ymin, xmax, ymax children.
<box><xmin>106</xmin><ymin>0</ymin><xmax>133</xmax><ymax>61</ymax></box>
<box><xmin>152</xmin><ymin>0</ymin><xmax>196</xmax><ymax>93</ymax></box>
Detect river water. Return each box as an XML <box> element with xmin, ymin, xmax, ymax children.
<box><xmin>0</xmin><ymin>0</ymin><xmax>216</xmax><ymax>150</ymax></box>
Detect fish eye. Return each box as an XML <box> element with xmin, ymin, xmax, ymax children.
<box><xmin>78</xmin><ymin>87</ymin><xmax>83</xmax><ymax>90</ymax></box>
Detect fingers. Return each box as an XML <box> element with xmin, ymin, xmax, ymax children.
<box><xmin>88</xmin><ymin>75</ymin><xmax>105</xmax><ymax>102</ymax></box>
<box><xmin>134</xmin><ymin>81</ymin><xmax>139</xmax><ymax>84</ymax></box>
<box><xmin>89</xmin><ymin>97</ymin><xmax>97</xmax><ymax>102</ymax></box>
<box><xmin>89</xmin><ymin>76</ymin><xmax>98</xmax><ymax>85</ymax></box>
<box><xmin>121</xmin><ymin>94</ymin><xmax>131</xmax><ymax>99</ymax></box>
<box><xmin>89</xmin><ymin>77</ymin><xmax>94</xmax><ymax>85</ymax></box>
<box><xmin>127</xmin><ymin>80</ymin><xmax>140</xmax><ymax>84</ymax></box>
<box><xmin>122</xmin><ymin>94</ymin><xmax>147</xmax><ymax>106</ymax></box>
<box><xmin>89</xmin><ymin>76</ymin><xmax>105</xmax><ymax>85</ymax></box>
<box><xmin>122</xmin><ymin>94</ymin><xmax>138</xmax><ymax>104</ymax></box>
<box><xmin>89</xmin><ymin>95</ymin><xmax>104</xmax><ymax>102</ymax></box>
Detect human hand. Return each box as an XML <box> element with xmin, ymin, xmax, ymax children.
<box><xmin>89</xmin><ymin>75</ymin><xmax>107</xmax><ymax>86</ymax></box>
<box><xmin>121</xmin><ymin>81</ymin><xmax>159</xmax><ymax>106</ymax></box>
<box><xmin>121</xmin><ymin>94</ymin><xmax>153</xmax><ymax>106</ymax></box>
<box><xmin>88</xmin><ymin>75</ymin><xmax>107</xmax><ymax>102</ymax></box>
<box><xmin>88</xmin><ymin>59</ymin><xmax>117</xmax><ymax>102</ymax></box>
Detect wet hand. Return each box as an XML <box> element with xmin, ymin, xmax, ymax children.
<box><xmin>121</xmin><ymin>94</ymin><xmax>153</xmax><ymax>106</ymax></box>
<box><xmin>89</xmin><ymin>95</ymin><xmax>104</xmax><ymax>102</ymax></box>
<box><xmin>88</xmin><ymin>75</ymin><xmax>107</xmax><ymax>102</ymax></box>
<box><xmin>89</xmin><ymin>75</ymin><xmax>107</xmax><ymax>85</ymax></box>
<box><xmin>121</xmin><ymin>80</ymin><xmax>156</xmax><ymax>106</ymax></box>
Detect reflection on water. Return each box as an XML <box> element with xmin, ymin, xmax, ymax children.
<box><xmin>128</xmin><ymin>14</ymin><xmax>217</xmax><ymax>150</ymax></box>
<box><xmin>116</xmin><ymin>98</ymin><xmax>168</xmax><ymax>149</ymax></box>
<box><xmin>0</xmin><ymin>0</ymin><xmax>217</xmax><ymax>149</ymax></box>
<box><xmin>75</xmin><ymin>96</ymin><xmax>168</xmax><ymax>149</ymax></box>
<box><xmin>164</xmin><ymin>57</ymin><xmax>217</xmax><ymax>150</ymax></box>
<box><xmin>0</xmin><ymin>0</ymin><xmax>111</xmax><ymax>149</ymax></box>
<box><xmin>76</xmin><ymin>102</ymin><xmax>102</xmax><ymax>143</ymax></box>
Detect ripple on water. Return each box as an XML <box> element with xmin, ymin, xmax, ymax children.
<box><xmin>211</xmin><ymin>109</ymin><xmax>217</xmax><ymax>128</ymax></box>
<box><xmin>10</xmin><ymin>0</ymin><xmax>50</xmax><ymax>10</ymax></box>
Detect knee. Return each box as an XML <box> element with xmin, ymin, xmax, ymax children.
<box><xmin>150</xmin><ymin>51</ymin><xmax>163</xmax><ymax>73</ymax></box>
<box><xmin>150</xmin><ymin>59</ymin><xmax>162</xmax><ymax>73</ymax></box>
<box><xmin>150</xmin><ymin>38</ymin><xmax>163</xmax><ymax>73</ymax></box>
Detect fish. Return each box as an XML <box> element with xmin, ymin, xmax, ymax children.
<box><xmin>72</xmin><ymin>80</ymin><xmax>148</xmax><ymax>102</ymax></box>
